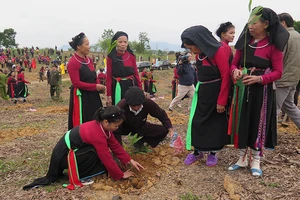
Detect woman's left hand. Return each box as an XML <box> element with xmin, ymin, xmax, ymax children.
<box><xmin>216</xmin><ymin>104</ymin><xmax>225</xmax><ymax>113</ymax></box>
<box><xmin>242</xmin><ymin>75</ymin><xmax>261</xmax><ymax>85</ymax></box>
<box><xmin>130</xmin><ymin>159</ymin><xmax>145</xmax><ymax>171</ymax></box>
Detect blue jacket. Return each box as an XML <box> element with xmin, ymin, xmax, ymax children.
<box><xmin>176</xmin><ymin>63</ymin><xmax>197</xmax><ymax>86</ymax></box>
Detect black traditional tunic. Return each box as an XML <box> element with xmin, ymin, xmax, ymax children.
<box><xmin>14</xmin><ymin>73</ymin><xmax>29</xmax><ymax>98</ymax></box>
<box><xmin>147</xmin><ymin>73</ymin><xmax>157</xmax><ymax>96</ymax></box>
<box><xmin>67</xmin><ymin>54</ymin><xmax>103</xmax><ymax>130</ymax></box>
<box><xmin>229</xmin><ymin>37</ymin><xmax>283</xmax><ymax>152</ymax></box>
<box><xmin>106</xmin><ymin>51</ymin><xmax>142</xmax><ymax>105</ymax></box>
<box><xmin>23</xmin><ymin>120</ymin><xmax>131</xmax><ymax>190</ymax></box>
<box><xmin>190</xmin><ymin>50</ymin><xmax>230</xmax><ymax>151</ymax></box>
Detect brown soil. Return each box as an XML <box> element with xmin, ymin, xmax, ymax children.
<box><xmin>0</xmin><ymin>67</ymin><xmax>299</xmax><ymax>200</ymax></box>
<box><xmin>92</xmin><ymin>144</ymin><xmax>184</xmax><ymax>195</ymax></box>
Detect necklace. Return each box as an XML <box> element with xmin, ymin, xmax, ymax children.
<box><xmin>116</xmin><ymin>52</ymin><xmax>130</xmax><ymax>62</ymax></box>
<box><xmin>248</xmin><ymin>43</ymin><xmax>269</xmax><ymax>49</ymax></box>
<box><xmin>99</xmin><ymin>123</ymin><xmax>111</xmax><ymax>139</ymax></box>
<box><xmin>74</xmin><ymin>54</ymin><xmax>90</xmax><ymax>65</ymax></box>
<box><xmin>197</xmin><ymin>54</ymin><xmax>207</xmax><ymax>61</ymax></box>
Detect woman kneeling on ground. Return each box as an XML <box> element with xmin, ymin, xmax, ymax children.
<box><xmin>23</xmin><ymin>106</ymin><xmax>144</xmax><ymax>190</ymax></box>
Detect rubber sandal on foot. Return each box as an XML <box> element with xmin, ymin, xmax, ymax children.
<box><xmin>228</xmin><ymin>164</ymin><xmax>246</xmax><ymax>171</ymax></box>
<box><xmin>251</xmin><ymin>168</ymin><xmax>262</xmax><ymax>177</ymax></box>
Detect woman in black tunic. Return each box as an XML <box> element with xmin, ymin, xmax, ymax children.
<box><xmin>106</xmin><ymin>31</ymin><xmax>142</xmax><ymax>106</ymax></box>
<box><xmin>14</xmin><ymin>68</ymin><xmax>30</xmax><ymax>103</ymax></box>
<box><xmin>228</xmin><ymin>7</ymin><xmax>289</xmax><ymax>176</ymax></box>
<box><xmin>181</xmin><ymin>26</ymin><xmax>231</xmax><ymax>167</ymax></box>
<box><xmin>23</xmin><ymin>106</ymin><xmax>144</xmax><ymax>191</ymax></box>
<box><xmin>67</xmin><ymin>33</ymin><xmax>105</xmax><ymax>130</ymax></box>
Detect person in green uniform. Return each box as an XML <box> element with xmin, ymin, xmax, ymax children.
<box><xmin>0</xmin><ymin>69</ymin><xmax>9</xmax><ymax>100</ymax></box>
<box><xmin>49</xmin><ymin>65</ymin><xmax>62</xmax><ymax>100</ymax></box>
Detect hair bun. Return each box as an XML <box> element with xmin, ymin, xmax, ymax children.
<box><xmin>216</xmin><ymin>21</ymin><xmax>234</xmax><ymax>38</ymax></box>
<box><xmin>69</xmin><ymin>41</ymin><xmax>75</xmax><ymax>49</ymax></box>
<box><xmin>69</xmin><ymin>32</ymin><xmax>86</xmax><ymax>50</ymax></box>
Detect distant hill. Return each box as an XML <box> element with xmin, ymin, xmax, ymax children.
<box><xmin>149</xmin><ymin>41</ymin><xmax>182</xmax><ymax>52</ymax></box>
<box><xmin>60</xmin><ymin>45</ymin><xmax>70</xmax><ymax>51</ymax></box>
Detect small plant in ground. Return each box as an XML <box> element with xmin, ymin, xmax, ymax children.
<box><xmin>259</xmin><ymin>180</ymin><xmax>280</xmax><ymax>188</ymax></box>
<box><xmin>127</xmin><ymin>132</ymin><xmax>143</xmax><ymax>146</ymax></box>
<box><xmin>268</xmin><ymin>182</ymin><xmax>279</xmax><ymax>188</ymax></box>
<box><xmin>123</xmin><ymin>133</ymin><xmax>148</xmax><ymax>155</ymax></box>
<box><xmin>179</xmin><ymin>192</ymin><xmax>199</xmax><ymax>200</ymax></box>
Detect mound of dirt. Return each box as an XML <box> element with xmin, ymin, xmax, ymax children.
<box><xmin>92</xmin><ymin>144</ymin><xmax>184</xmax><ymax>195</ymax></box>
<box><xmin>37</xmin><ymin>106</ymin><xmax>69</xmax><ymax>114</ymax></box>
<box><xmin>2</xmin><ymin>103</ymin><xmax>34</xmax><ymax>111</ymax></box>
<box><xmin>224</xmin><ymin>175</ymin><xmax>246</xmax><ymax>200</ymax></box>
<box><xmin>0</xmin><ymin>127</ymin><xmax>47</xmax><ymax>143</ymax></box>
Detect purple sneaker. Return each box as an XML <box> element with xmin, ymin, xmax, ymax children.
<box><xmin>206</xmin><ymin>154</ymin><xmax>218</xmax><ymax>167</ymax></box>
<box><xmin>184</xmin><ymin>152</ymin><xmax>203</xmax><ymax>165</ymax></box>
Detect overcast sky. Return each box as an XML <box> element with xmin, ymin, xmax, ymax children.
<box><xmin>1</xmin><ymin>0</ymin><xmax>299</xmax><ymax>49</ymax></box>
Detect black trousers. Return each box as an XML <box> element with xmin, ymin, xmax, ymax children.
<box><xmin>50</xmin><ymin>85</ymin><xmax>57</xmax><ymax>97</ymax></box>
<box><xmin>113</xmin><ymin>122</ymin><xmax>168</xmax><ymax>148</ymax></box>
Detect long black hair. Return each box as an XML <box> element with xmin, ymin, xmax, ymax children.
<box><xmin>94</xmin><ymin>106</ymin><xmax>125</xmax><ymax>123</ymax></box>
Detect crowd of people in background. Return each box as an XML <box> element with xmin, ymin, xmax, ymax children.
<box><xmin>0</xmin><ymin>44</ymin><xmax>106</xmax><ymax>103</ymax></box>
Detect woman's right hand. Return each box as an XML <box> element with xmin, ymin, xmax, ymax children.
<box><xmin>232</xmin><ymin>69</ymin><xmax>243</xmax><ymax>80</ymax></box>
<box><xmin>122</xmin><ymin>169</ymin><xmax>135</xmax><ymax>179</ymax></box>
<box><xmin>106</xmin><ymin>96</ymin><xmax>112</xmax><ymax>106</ymax></box>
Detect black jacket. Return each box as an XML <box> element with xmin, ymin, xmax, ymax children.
<box><xmin>176</xmin><ymin>63</ymin><xmax>197</xmax><ymax>86</ymax></box>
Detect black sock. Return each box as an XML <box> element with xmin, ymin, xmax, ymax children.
<box><xmin>193</xmin><ymin>150</ymin><xmax>199</xmax><ymax>155</ymax></box>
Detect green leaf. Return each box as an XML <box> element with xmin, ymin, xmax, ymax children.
<box><xmin>107</xmin><ymin>40</ymin><xmax>117</xmax><ymax>54</ymax></box>
<box><xmin>248</xmin><ymin>6</ymin><xmax>263</xmax><ymax>25</ymax></box>
<box><xmin>248</xmin><ymin>0</ymin><xmax>252</xmax><ymax>12</ymax></box>
<box><xmin>248</xmin><ymin>14</ymin><xmax>263</xmax><ymax>25</ymax></box>
<box><xmin>127</xmin><ymin>132</ymin><xmax>143</xmax><ymax>145</ymax></box>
